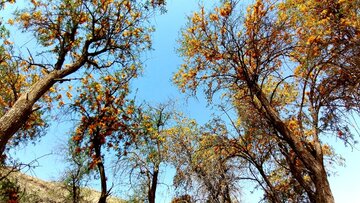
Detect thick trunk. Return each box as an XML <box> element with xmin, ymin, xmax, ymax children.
<box><xmin>148</xmin><ymin>168</ymin><xmax>159</xmax><ymax>203</ymax></box>
<box><xmin>0</xmin><ymin>56</ymin><xmax>86</xmax><ymax>158</ymax></box>
<box><xmin>0</xmin><ymin>72</ymin><xmax>56</xmax><ymax>157</ymax></box>
<box><xmin>315</xmin><ymin>178</ymin><xmax>333</xmax><ymax>203</ymax></box>
<box><xmin>248</xmin><ymin>82</ymin><xmax>334</xmax><ymax>202</ymax></box>
<box><xmin>310</xmin><ymin>156</ymin><xmax>334</xmax><ymax>203</ymax></box>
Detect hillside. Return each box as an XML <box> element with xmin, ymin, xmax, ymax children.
<box><xmin>0</xmin><ymin>168</ymin><xmax>125</xmax><ymax>203</ymax></box>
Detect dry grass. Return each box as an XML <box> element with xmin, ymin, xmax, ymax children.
<box><xmin>0</xmin><ymin>167</ymin><xmax>125</xmax><ymax>203</ymax></box>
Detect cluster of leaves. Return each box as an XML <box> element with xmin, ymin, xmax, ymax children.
<box><xmin>278</xmin><ymin>0</ymin><xmax>360</xmax><ymax>141</ymax></box>
<box><xmin>70</xmin><ymin>71</ymin><xmax>143</xmax><ymax>169</ymax></box>
<box><xmin>171</xmin><ymin>194</ymin><xmax>193</xmax><ymax>203</ymax></box>
<box><xmin>14</xmin><ymin>0</ymin><xmax>153</xmax><ymax>60</ymax></box>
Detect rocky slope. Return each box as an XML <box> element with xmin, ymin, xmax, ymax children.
<box><xmin>0</xmin><ymin>168</ymin><xmax>125</xmax><ymax>203</ymax></box>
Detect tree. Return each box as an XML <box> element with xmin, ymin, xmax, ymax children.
<box><xmin>174</xmin><ymin>0</ymin><xmax>359</xmax><ymax>202</ymax></box>
<box><xmin>71</xmin><ymin>77</ymin><xmax>174</xmax><ymax>203</ymax></box>
<box><xmin>70</xmin><ymin>72</ymin><xmax>143</xmax><ymax>203</ymax></box>
<box><xmin>114</xmin><ymin>104</ymin><xmax>173</xmax><ymax>203</ymax></box>
<box><xmin>60</xmin><ymin>139</ymin><xmax>91</xmax><ymax>203</ymax></box>
<box><xmin>123</xmin><ymin>104</ymin><xmax>172</xmax><ymax>203</ymax></box>
<box><xmin>0</xmin><ymin>0</ymin><xmax>163</xmax><ymax>160</ymax></box>
<box><xmin>168</xmin><ymin>116</ymin><xmax>241</xmax><ymax>203</ymax></box>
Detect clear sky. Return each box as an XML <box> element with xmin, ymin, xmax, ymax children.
<box><xmin>8</xmin><ymin>0</ymin><xmax>360</xmax><ymax>202</ymax></box>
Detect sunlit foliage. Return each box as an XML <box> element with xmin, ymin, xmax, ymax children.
<box><xmin>174</xmin><ymin>0</ymin><xmax>359</xmax><ymax>202</ymax></box>
<box><xmin>0</xmin><ymin>0</ymin><xmax>162</xmax><ymax>159</ymax></box>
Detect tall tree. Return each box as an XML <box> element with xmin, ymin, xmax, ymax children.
<box><xmin>174</xmin><ymin>0</ymin><xmax>359</xmax><ymax>202</ymax></box>
<box><xmin>118</xmin><ymin>104</ymin><xmax>172</xmax><ymax>203</ymax></box>
<box><xmin>70</xmin><ymin>72</ymin><xmax>142</xmax><ymax>203</ymax></box>
<box><xmin>168</xmin><ymin>116</ymin><xmax>241</xmax><ymax>203</ymax></box>
<box><xmin>0</xmin><ymin>0</ymin><xmax>164</xmax><ymax>160</ymax></box>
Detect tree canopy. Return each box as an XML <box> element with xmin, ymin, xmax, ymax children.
<box><xmin>0</xmin><ymin>0</ymin><xmax>359</xmax><ymax>202</ymax></box>
<box><xmin>174</xmin><ymin>0</ymin><xmax>359</xmax><ymax>202</ymax></box>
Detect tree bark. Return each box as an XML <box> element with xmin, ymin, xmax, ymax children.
<box><xmin>148</xmin><ymin>167</ymin><xmax>159</xmax><ymax>203</ymax></box>
<box><xmin>313</xmin><ymin>164</ymin><xmax>333</xmax><ymax>203</ymax></box>
<box><xmin>248</xmin><ymin>82</ymin><xmax>334</xmax><ymax>203</ymax></box>
<box><xmin>72</xmin><ymin>178</ymin><xmax>79</xmax><ymax>203</ymax></box>
<box><xmin>221</xmin><ymin>173</ymin><xmax>232</xmax><ymax>203</ymax></box>
<box><xmin>0</xmin><ymin>56</ymin><xmax>86</xmax><ymax>158</ymax></box>
<box><xmin>97</xmin><ymin>159</ymin><xmax>108</xmax><ymax>203</ymax></box>
<box><xmin>93</xmin><ymin>134</ymin><xmax>108</xmax><ymax>203</ymax></box>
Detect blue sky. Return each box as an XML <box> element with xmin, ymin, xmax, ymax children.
<box><xmin>7</xmin><ymin>0</ymin><xmax>360</xmax><ymax>202</ymax></box>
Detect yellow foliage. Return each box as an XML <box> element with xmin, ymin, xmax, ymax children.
<box><xmin>7</xmin><ymin>18</ymin><xmax>14</xmax><ymax>25</ymax></box>
<box><xmin>20</xmin><ymin>12</ymin><xmax>30</xmax><ymax>21</ymax></box>
<box><xmin>209</xmin><ymin>13</ymin><xmax>219</xmax><ymax>21</ymax></box>
<box><xmin>219</xmin><ymin>2</ymin><xmax>232</xmax><ymax>17</ymax></box>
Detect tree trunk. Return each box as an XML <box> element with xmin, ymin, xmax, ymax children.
<box><xmin>95</xmin><ymin>143</ymin><xmax>107</xmax><ymax>203</ymax></box>
<box><xmin>0</xmin><ymin>56</ymin><xmax>86</xmax><ymax>159</ymax></box>
<box><xmin>97</xmin><ymin>160</ymin><xmax>108</xmax><ymax>203</ymax></box>
<box><xmin>222</xmin><ymin>179</ymin><xmax>232</xmax><ymax>203</ymax></box>
<box><xmin>0</xmin><ymin>72</ymin><xmax>56</xmax><ymax>158</ymax></box>
<box><xmin>72</xmin><ymin>179</ymin><xmax>78</xmax><ymax>203</ymax></box>
<box><xmin>148</xmin><ymin>167</ymin><xmax>159</xmax><ymax>203</ymax></box>
<box><xmin>309</xmin><ymin>155</ymin><xmax>334</xmax><ymax>203</ymax></box>
<box><xmin>315</xmin><ymin>177</ymin><xmax>333</xmax><ymax>203</ymax></box>
<box><xmin>248</xmin><ymin>82</ymin><xmax>334</xmax><ymax>203</ymax></box>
